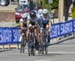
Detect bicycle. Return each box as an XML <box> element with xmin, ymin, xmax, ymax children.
<box><xmin>28</xmin><ymin>26</ymin><xmax>35</xmax><ymax>56</ymax></box>
<box><xmin>38</xmin><ymin>28</ymin><xmax>49</xmax><ymax>55</ymax></box>
<box><xmin>20</xmin><ymin>29</ymin><xmax>27</xmax><ymax>53</ymax></box>
<box><xmin>38</xmin><ymin>28</ymin><xmax>44</xmax><ymax>55</ymax></box>
<box><xmin>43</xmin><ymin>28</ymin><xmax>49</xmax><ymax>55</ymax></box>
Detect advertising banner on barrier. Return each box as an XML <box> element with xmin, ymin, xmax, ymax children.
<box><xmin>0</xmin><ymin>27</ymin><xmax>20</xmax><ymax>44</ymax></box>
<box><xmin>50</xmin><ymin>23</ymin><xmax>60</xmax><ymax>38</ymax></box>
<box><xmin>50</xmin><ymin>20</ymin><xmax>73</xmax><ymax>39</ymax></box>
<box><xmin>0</xmin><ymin>20</ymin><xmax>75</xmax><ymax>44</ymax></box>
<box><xmin>73</xmin><ymin>20</ymin><xmax>75</xmax><ymax>32</ymax></box>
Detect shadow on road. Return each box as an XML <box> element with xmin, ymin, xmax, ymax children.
<box><xmin>0</xmin><ymin>48</ymin><xmax>13</xmax><ymax>52</ymax></box>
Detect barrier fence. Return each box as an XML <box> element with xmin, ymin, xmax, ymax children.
<box><xmin>0</xmin><ymin>19</ymin><xmax>75</xmax><ymax>45</ymax></box>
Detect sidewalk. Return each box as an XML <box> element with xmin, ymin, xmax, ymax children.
<box><xmin>0</xmin><ymin>12</ymin><xmax>15</xmax><ymax>22</ymax></box>
<box><xmin>0</xmin><ymin>5</ymin><xmax>18</xmax><ymax>12</ymax></box>
<box><xmin>0</xmin><ymin>22</ymin><xmax>16</xmax><ymax>27</ymax></box>
<box><xmin>51</xmin><ymin>17</ymin><xmax>72</xmax><ymax>24</ymax></box>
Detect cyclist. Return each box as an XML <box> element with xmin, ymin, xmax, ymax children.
<box><xmin>28</xmin><ymin>11</ymin><xmax>39</xmax><ymax>50</ymax></box>
<box><xmin>20</xmin><ymin>13</ymin><xmax>30</xmax><ymax>42</ymax></box>
<box><xmin>40</xmin><ymin>9</ymin><xmax>51</xmax><ymax>44</ymax></box>
<box><xmin>37</xmin><ymin>9</ymin><xmax>43</xmax><ymax>19</ymax></box>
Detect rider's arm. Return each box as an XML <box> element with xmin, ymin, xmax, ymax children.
<box><xmin>20</xmin><ymin>23</ymin><xmax>25</xmax><ymax>30</ymax></box>
<box><xmin>48</xmin><ymin>19</ymin><xmax>52</xmax><ymax>32</ymax></box>
<box><xmin>27</xmin><ymin>20</ymin><xmax>30</xmax><ymax>27</ymax></box>
<box><xmin>20</xmin><ymin>19</ymin><xmax>24</xmax><ymax>30</ymax></box>
<box><xmin>48</xmin><ymin>14</ymin><xmax>52</xmax><ymax>30</ymax></box>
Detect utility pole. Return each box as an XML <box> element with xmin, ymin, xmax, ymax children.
<box><xmin>58</xmin><ymin>0</ymin><xmax>64</xmax><ymax>22</ymax></box>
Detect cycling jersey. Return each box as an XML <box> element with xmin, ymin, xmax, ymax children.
<box><xmin>42</xmin><ymin>14</ymin><xmax>50</xmax><ymax>24</ymax></box>
<box><xmin>42</xmin><ymin>14</ymin><xmax>50</xmax><ymax>28</ymax></box>
<box><xmin>22</xmin><ymin>22</ymin><xmax>27</xmax><ymax>27</ymax></box>
<box><xmin>20</xmin><ymin>18</ymin><xmax>30</xmax><ymax>33</ymax></box>
<box><xmin>29</xmin><ymin>18</ymin><xmax>38</xmax><ymax>26</ymax></box>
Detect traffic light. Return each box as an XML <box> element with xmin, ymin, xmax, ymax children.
<box><xmin>0</xmin><ymin>0</ymin><xmax>10</xmax><ymax>6</ymax></box>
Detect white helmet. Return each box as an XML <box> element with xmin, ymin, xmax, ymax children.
<box><xmin>22</xmin><ymin>13</ymin><xmax>27</xmax><ymax>18</ymax></box>
<box><xmin>43</xmin><ymin>9</ymin><xmax>48</xmax><ymax>14</ymax></box>
<box><xmin>38</xmin><ymin>9</ymin><xmax>43</xmax><ymax>14</ymax></box>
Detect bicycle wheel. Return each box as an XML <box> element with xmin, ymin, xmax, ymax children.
<box><xmin>43</xmin><ymin>29</ymin><xmax>48</xmax><ymax>55</ymax></box>
<box><xmin>28</xmin><ymin>32</ymin><xmax>35</xmax><ymax>56</ymax></box>
<box><xmin>20</xmin><ymin>35</ymin><xmax>26</xmax><ymax>53</ymax></box>
<box><xmin>39</xmin><ymin>42</ymin><xmax>44</xmax><ymax>55</ymax></box>
<box><xmin>28</xmin><ymin>47</ymin><xmax>31</xmax><ymax>56</ymax></box>
<box><xmin>45</xmin><ymin>44</ymin><xmax>48</xmax><ymax>55</ymax></box>
<box><xmin>31</xmin><ymin>45</ymin><xmax>35</xmax><ymax>56</ymax></box>
<box><xmin>45</xmin><ymin>34</ymin><xmax>48</xmax><ymax>55</ymax></box>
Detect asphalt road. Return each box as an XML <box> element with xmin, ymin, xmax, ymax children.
<box><xmin>0</xmin><ymin>38</ymin><xmax>75</xmax><ymax>61</ymax></box>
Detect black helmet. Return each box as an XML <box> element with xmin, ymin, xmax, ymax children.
<box><xmin>30</xmin><ymin>11</ymin><xmax>36</xmax><ymax>18</ymax></box>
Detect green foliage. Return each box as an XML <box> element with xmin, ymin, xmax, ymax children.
<box><xmin>71</xmin><ymin>6</ymin><xmax>75</xmax><ymax>18</ymax></box>
<box><xmin>43</xmin><ymin>4</ymin><xmax>51</xmax><ymax>13</ymax></box>
<box><xmin>42</xmin><ymin>0</ymin><xmax>51</xmax><ymax>13</ymax></box>
<box><xmin>51</xmin><ymin>0</ymin><xmax>59</xmax><ymax>9</ymax></box>
<box><xmin>42</xmin><ymin>0</ymin><xmax>59</xmax><ymax>12</ymax></box>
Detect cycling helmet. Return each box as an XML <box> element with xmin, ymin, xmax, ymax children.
<box><xmin>22</xmin><ymin>13</ymin><xmax>27</xmax><ymax>19</ymax></box>
<box><xmin>38</xmin><ymin>9</ymin><xmax>43</xmax><ymax>14</ymax></box>
<box><xmin>43</xmin><ymin>9</ymin><xmax>48</xmax><ymax>14</ymax></box>
<box><xmin>30</xmin><ymin>11</ymin><xmax>36</xmax><ymax>18</ymax></box>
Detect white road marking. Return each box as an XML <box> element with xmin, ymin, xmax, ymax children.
<box><xmin>25</xmin><ymin>49</ymin><xmax>75</xmax><ymax>54</ymax></box>
<box><xmin>50</xmin><ymin>45</ymin><xmax>75</xmax><ymax>47</ymax></box>
<box><xmin>35</xmin><ymin>59</ymin><xmax>53</xmax><ymax>61</ymax></box>
<box><xmin>48</xmin><ymin>51</ymin><xmax>75</xmax><ymax>54</ymax></box>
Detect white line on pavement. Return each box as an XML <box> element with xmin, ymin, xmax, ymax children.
<box><xmin>35</xmin><ymin>59</ymin><xmax>53</xmax><ymax>61</ymax></box>
<box><xmin>25</xmin><ymin>49</ymin><xmax>75</xmax><ymax>54</ymax></box>
<box><xmin>50</xmin><ymin>45</ymin><xmax>75</xmax><ymax>47</ymax></box>
<box><xmin>48</xmin><ymin>51</ymin><xmax>75</xmax><ymax>54</ymax></box>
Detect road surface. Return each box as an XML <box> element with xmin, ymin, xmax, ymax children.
<box><xmin>0</xmin><ymin>38</ymin><xmax>75</xmax><ymax>61</ymax></box>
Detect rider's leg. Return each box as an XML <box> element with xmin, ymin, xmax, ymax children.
<box><xmin>34</xmin><ymin>28</ymin><xmax>38</xmax><ymax>40</ymax></box>
<box><xmin>27</xmin><ymin>29</ymin><xmax>31</xmax><ymax>49</ymax></box>
<box><xmin>34</xmin><ymin>28</ymin><xmax>39</xmax><ymax>50</ymax></box>
<box><xmin>46</xmin><ymin>24</ymin><xmax>50</xmax><ymax>43</ymax></box>
<box><xmin>40</xmin><ymin>30</ymin><xmax>43</xmax><ymax>43</ymax></box>
<box><xmin>26</xmin><ymin>29</ymin><xmax>30</xmax><ymax>42</ymax></box>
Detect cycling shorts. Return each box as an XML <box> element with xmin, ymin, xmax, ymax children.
<box><xmin>42</xmin><ymin>21</ymin><xmax>49</xmax><ymax>28</ymax></box>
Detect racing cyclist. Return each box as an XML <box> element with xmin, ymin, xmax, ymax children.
<box><xmin>20</xmin><ymin>13</ymin><xmax>30</xmax><ymax>42</ymax></box>
<box><xmin>28</xmin><ymin>11</ymin><xmax>39</xmax><ymax>50</ymax></box>
<box><xmin>40</xmin><ymin>9</ymin><xmax>51</xmax><ymax>44</ymax></box>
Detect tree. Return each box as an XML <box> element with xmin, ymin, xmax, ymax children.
<box><xmin>51</xmin><ymin>0</ymin><xmax>59</xmax><ymax>9</ymax></box>
<box><xmin>64</xmin><ymin>0</ymin><xmax>72</xmax><ymax>21</ymax></box>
